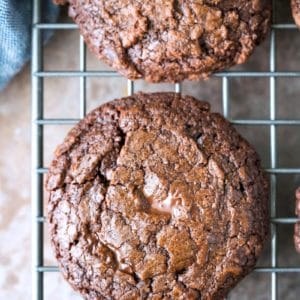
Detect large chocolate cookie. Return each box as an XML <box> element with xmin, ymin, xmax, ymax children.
<box><xmin>292</xmin><ymin>0</ymin><xmax>300</xmax><ymax>28</ymax></box>
<box><xmin>53</xmin><ymin>0</ymin><xmax>271</xmax><ymax>82</ymax></box>
<box><xmin>46</xmin><ymin>92</ymin><xmax>269</xmax><ymax>299</ymax></box>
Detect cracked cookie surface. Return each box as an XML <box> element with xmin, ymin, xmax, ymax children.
<box><xmin>53</xmin><ymin>0</ymin><xmax>271</xmax><ymax>82</ymax></box>
<box><xmin>47</xmin><ymin>92</ymin><xmax>269</xmax><ymax>299</ymax></box>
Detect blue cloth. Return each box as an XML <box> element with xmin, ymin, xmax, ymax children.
<box><xmin>0</xmin><ymin>0</ymin><xmax>60</xmax><ymax>91</ymax></box>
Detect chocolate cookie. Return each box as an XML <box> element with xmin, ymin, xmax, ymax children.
<box><xmin>295</xmin><ymin>188</ymin><xmax>300</xmax><ymax>253</ymax></box>
<box><xmin>292</xmin><ymin>0</ymin><xmax>300</xmax><ymax>28</ymax></box>
<box><xmin>53</xmin><ymin>0</ymin><xmax>271</xmax><ymax>82</ymax></box>
<box><xmin>46</xmin><ymin>92</ymin><xmax>269</xmax><ymax>299</ymax></box>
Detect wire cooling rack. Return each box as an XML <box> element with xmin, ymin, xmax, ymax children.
<box><xmin>31</xmin><ymin>0</ymin><xmax>300</xmax><ymax>299</ymax></box>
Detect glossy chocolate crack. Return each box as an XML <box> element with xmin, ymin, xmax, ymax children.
<box><xmin>47</xmin><ymin>92</ymin><xmax>269</xmax><ymax>299</ymax></box>
<box><xmin>53</xmin><ymin>0</ymin><xmax>271</xmax><ymax>82</ymax></box>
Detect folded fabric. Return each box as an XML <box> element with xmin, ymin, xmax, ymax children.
<box><xmin>0</xmin><ymin>0</ymin><xmax>60</xmax><ymax>91</ymax></box>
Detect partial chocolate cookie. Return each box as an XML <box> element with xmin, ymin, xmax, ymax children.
<box><xmin>47</xmin><ymin>92</ymin><xmax>269</xmax><ymax>299</ymax></box>
<box><xmin>295</xmin><ymin>188</ymin><xmax>300</xmax><ymax>253</ymax></box>
<box><xmin>53</xmin><ymin>0</ymin><xmax>271</xmax><ymax>82</ymax></box>
<box><xmin>292</xmin><ymin>0</ymin><xmax>300</xmax><ymax>28</ymax></box>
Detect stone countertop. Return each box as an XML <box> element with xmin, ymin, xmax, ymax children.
<box><xmin>0</xmin><ymin>3</ymin><xmax>300</xmax><ymax>299</ymax></box>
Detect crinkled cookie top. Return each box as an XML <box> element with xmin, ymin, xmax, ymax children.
<box><xmin>54</xmin><ymin>0</ymin><xmax>271</xmax><ymax>82</ymax></box>
<box><xmin>47</xmin><ymin>92</ymin><xmax>269</xmax><ymax>300</ymax></box>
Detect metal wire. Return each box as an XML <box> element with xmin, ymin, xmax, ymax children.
<box><xmin>31</xmin><ymin>1</ymin><xmax>300</xmax><ymax>299</ymax></box>
<box><xmin>269</xmin><ymin>2</ymin><xmax>278</xmax><ymax>296</ymax></box>
<box><xmin>32</xmin><ymin>1</ymin><xmax>44</xmax><ymax>299</ymax></box>
<box><xmin>33</xmin><ymin>70</ymin><xmax>300</xmax><ymax>77</ymax></box>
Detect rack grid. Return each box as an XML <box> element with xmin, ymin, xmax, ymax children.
<box><xmin>31</xmin><ymin>0</ymin><xmax>300</xmax><ymax>299</ymax></box>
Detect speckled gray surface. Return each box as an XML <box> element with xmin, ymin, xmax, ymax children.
<box><xmin>0</xmin><ymin>2</ymin><xmax>300</xmax><ymax>299</ymax></box>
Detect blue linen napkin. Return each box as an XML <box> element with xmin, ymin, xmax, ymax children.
<box><xmin>0</xmin><ymin>0</ymin><xmax>60</xmax><ymax>91</ymax></box>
